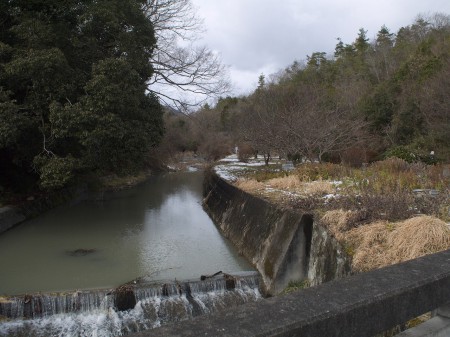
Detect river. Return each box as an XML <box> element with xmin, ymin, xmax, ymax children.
<box><xmin>0</xmin><ymin>170</ymin><xmax>253</xmax><ymax>295</ymax></box>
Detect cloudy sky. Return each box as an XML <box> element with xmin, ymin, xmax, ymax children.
<box><xmin>190</xmin><ymin>0</ymin><xmax>450</xmax><ymax>97</ymax></box>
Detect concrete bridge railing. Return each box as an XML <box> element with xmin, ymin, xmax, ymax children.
<box><xmin>131</xmin><ymin>249</ymin><xmax>450</xmax><ymax>337</ymax></box>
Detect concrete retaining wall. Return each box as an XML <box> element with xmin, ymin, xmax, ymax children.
<box><xmin>202</xmin><ymin>169</ymin><xmax>350</xmax><ymax>294</ymax></box>
<box><xmin>130</xmin><ymin>249</ymin><xmax>450</xmax><ymax>337</ymax></box>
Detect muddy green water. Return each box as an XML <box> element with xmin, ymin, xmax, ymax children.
<box><xmin>0</xmin><ymin>171</ymin><xmax>252</xmax><ymax>295</ymax></box>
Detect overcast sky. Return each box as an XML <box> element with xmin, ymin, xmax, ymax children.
<box><xmin>190</xmin><ymin>0</ymin><xmax>450</xmax><ymax>97</ymax></box>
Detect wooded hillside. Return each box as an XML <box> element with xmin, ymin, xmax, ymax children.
<box><xmin>164</xmin><ymin>14</ymin><xmax>449</xmax><ymax>166</ymax></box>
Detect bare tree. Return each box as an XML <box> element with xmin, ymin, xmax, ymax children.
<box><xmin>142</xmin><ymin>0</ymin><xmax>230</xmax><ymax>111</ymax></box>
<box><xmin>284</xmin><ymin>84</ymin><xmax>368</xmax><ymax>162</ymax></box>
<box><xmin>239</xmin><ymin>82</ymin><xmax>368</xmax><ymax>163</ymax></box>
<box><xmin>236</xmin><ymin>88</ymin><xmax>286</xmax><ymax>164</ymax></box>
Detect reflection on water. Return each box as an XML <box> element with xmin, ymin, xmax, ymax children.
<box><xmin>0</xmin><ymin>171</ymin><xmax>252</xmax><ymax>295</ymax></box>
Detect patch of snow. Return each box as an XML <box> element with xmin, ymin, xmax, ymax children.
<box><xmin>264</xmin><ymin>187</ymin><xmax>298</xmax><ymax>197</ymax></box>
<box><xmin>187</xmin><ymin>166</ymin><xmax>198</xmax><ymax>172</ymax></box>
<box><xmin>235</xmin><ymin>161</ymin><xmax>266</xmax><ymax>167</ymax></box>
<box><xmin>219</xmin><ymin>154</ymin><xmax>239</xmax><ymax>162</ymax></box>
<box><xmin>214</xmin><ymin>165</ymin><xmax>238</xmax><ymax>182</ymax></box>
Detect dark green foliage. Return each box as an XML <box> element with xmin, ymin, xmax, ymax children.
<box><xmin>216</xmin><ymin>96</ymin><xmax>238</xmax><ymax>131</ymax></box>
<box><xmin>237</xmin><ymin>14</ymin><xmax>450</xmax><ymax>164</ymax></box>
<box><xmin>384</xmin><ymin>145</ymin><xmax>439</xmax><ymax>165</ymax></box>
<box><xmin>383</xmin><ymin>146</ymin><xmax>419</xmax><ymax>163</ymax></box>
<box><xmin>0</xmin><ymin>0</ymin><xmax>163</xmax><ymax>193</ymax></box>
<box><xmin>363</xmin><ymin>82</ymin><xmax>399</xmax><ymax>130</ymax></box>
<box><xmin>33</xmin><ymin>154</ymin><xmax>79</xmax><ymax>190</ymax></box>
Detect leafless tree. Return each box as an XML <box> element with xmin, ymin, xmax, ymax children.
<box><xmin>142</xmin><ymin>0</ymin><xmax>230</xmax><ymax>111</ymax></box>
<box><xmin>236</xmin><ymin>89</ymin><xmax>286</xmax><ymax>164</ymax></box>
<box><xmin>239</xmin><ymin>82</ymin><xmax>368</xmax><ymax>163</ymax></box>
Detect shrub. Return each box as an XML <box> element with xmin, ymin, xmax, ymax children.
<box><xmin>384</xmin><ymin>146</ymin><xmax>418</xmax><ymax>163</ymax></box>
<box><xmin>369</xmin><ymin>157</ymin><xmax>410</xmax><ymax>174</ymax></box>
<box><xmin>294</xmin><ymin>162</ymin><xmax>346</xmax><ymax>181</ymax></box>
<box><xmin>237</xmin><ymin>143</ymin><xmax>255</xmax><ymax>162</ymax></box>
<box><xmin>287</xmin><ymin>152</ymin><xmax>302</xmax><ymax>164</ymax></box>
<box><xmin>341</xmin><ymin>147</ymin><xmax>379</xmax><ymax>167</ymax></box>
<box><xmin>384</xmin><ymin>146</ymin><xmax>439</xmax><ymax>164</ymax></box>
<box><xmin>198</xmin><ymin>135</ymin><xmax>232</xmax><ymax>161</ymax></box>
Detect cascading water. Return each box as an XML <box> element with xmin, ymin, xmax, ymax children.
<box><xmin>0</xmin><ymin>272</ymin><xmax>261</xmax><ymax>337</ymax></box>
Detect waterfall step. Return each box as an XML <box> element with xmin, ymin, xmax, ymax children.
<box><xmin>0</xmin><ymin>271</ymin><xmax>261</xmax><ymax>320</ymax></box>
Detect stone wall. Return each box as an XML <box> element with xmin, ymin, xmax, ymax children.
<box><xmin>202</xmin><ymin>169</ymin><xmax>350</xmax><ymax>294</ymax></box>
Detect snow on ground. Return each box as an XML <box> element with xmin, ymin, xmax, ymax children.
<box><xmin>218</xmin><ymin>154</ymin><xmax>239</xmax><ymax>162</ymax></box>
<box><xmin>214</xmin><ymin>155</ymin><xmax>343</xmax><ymax>204</ymax></box>
<box><xmin>214</xmin><ymin>155</ymin><xmax>279</xmax><ymax>182</ymax></box>
<box><xmin>214</xmin><ymin>165</ymin><xmax>239</xmax><ymax>182</ymax></box>
<box><xmin>187</xmin><ymin>166</ymin><xmax>198</xmax><ymax>172</ymax></box>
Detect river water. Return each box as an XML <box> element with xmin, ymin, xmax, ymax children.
<box><xmin>0</xmin><ymin>170</ymin><xmax>253</xmax><ymax>295</ymax></box>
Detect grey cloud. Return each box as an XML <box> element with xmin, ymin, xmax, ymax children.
<box><xmin>192</xmin><ymin>0</ymin><xmax>450</xmax><ymax>95</ymax></box>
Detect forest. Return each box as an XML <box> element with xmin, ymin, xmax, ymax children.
<box><xmin>162</xmin><ymin>13</ymin><xmax>450</xmax><ymax>166</ymax></box>
<box><xmin>0</xmin><ymin>0</ymin><xmax>449</xmax><ymax>201</ymax></box>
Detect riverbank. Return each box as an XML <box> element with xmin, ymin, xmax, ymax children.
<box><xmin>205</xmin><ymin>155</ymin><xmax>449</xmax><ymax>334</ymax></box>
<box><xmin>212</xmin><ymin>155</ymin><xmax>450</xmax><ymax>275</ymax></box>
<box><xmin>0</xmin><ymin>184</ymin><xmax>88</xmax><ymax>235</ymax></box>
<box><xmin>0</xmin><ymin>152</ymin><xmax>212</xmax><ymax>235</ymax></box>
<box><xmin>203</xmin><ymin>167</ymin><xmax>350</xmax><ymax>294</ymax></box>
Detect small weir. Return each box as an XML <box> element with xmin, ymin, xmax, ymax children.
<box><xmin>0</xmin><ymin>272</ymin><xmax>261</xmax><ymax>337</ymax></box>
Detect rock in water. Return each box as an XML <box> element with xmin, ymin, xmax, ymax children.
<box><xmin>66</xmin><ymin>248</ymin><xmax>97</xmax><ymax>256</ymax></box>
<box><xmin>114</xmin><ymin>285</ymin><xmax>136</xmax><ymax>311</ymax></box>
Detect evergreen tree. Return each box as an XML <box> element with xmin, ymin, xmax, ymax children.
<box><xmin>0</xmin><ymin>0</ymin><xmax>163</xmax><ymax>192</ymax></box>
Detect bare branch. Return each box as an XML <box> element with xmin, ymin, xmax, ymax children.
<box><xmin>142</xmin><ymin>0</ymin><xmax>230</xmax><ymax>109</ymax></box>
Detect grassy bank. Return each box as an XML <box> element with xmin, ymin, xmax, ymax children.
<box><xmin>228</xmin><ymin>157</ymin><xmax>450</xmax><ymax>273</ymax></box>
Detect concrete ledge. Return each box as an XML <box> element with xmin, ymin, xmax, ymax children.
<box><xmin>131</xmin><ymin>249</ymin><xmax>450</xmax><ymax>337</ymax></box>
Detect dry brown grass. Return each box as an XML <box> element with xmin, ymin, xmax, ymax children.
<box><xmin>234</xmin><ymin>160</ymin><xmax>449</xmax><ymax>279</ymax></box>
<box><xmin>267</xmin><ymin>176</ymin><xmax>302</xmax><ymax>190</ymax></box>
<box><xmin>346</xmin><ymin>221</ymin><xmax>392</xmax><ymax>271</ymax></box>
<box><xmin>294</xmin><ymin>162</ymin><xmax>346</xmax><ymax>181</ymax></box>
<box><xmin>320</xmin><ymin>210</ymin><xmax>450</xmax><ymax>272</ymax></box>
<box><xmin>387</xmin><ymin>216</ymin><xmax>450</xmax><ymax>260</ymax></box>
<box><xmin>320</xmin><ymin>210</ymin><xmax>360</xmax><ymax>241</ymax></box>
<box><xmin>237</xmin><ymin>175</ymin><xmax>336</xmax><ymax>199</ymax></box>
<box><xmin>266</xmin><ymin>176</ymin><xmax>335</xmax><ymax>196</ymax></box>
<box><xmin>235</xmin><ymin>179</ymin><xmax>265</xmax><ymax>193</ymax></box>
<box><xmin>345</xmin><ymin>216</ymin><xmax>450</xmax><ymax>272</ymax></box>
<box><xmin>302</xmin><ymin>180</ymin><xmax>335</xmax><ymax>196</ymax></box>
